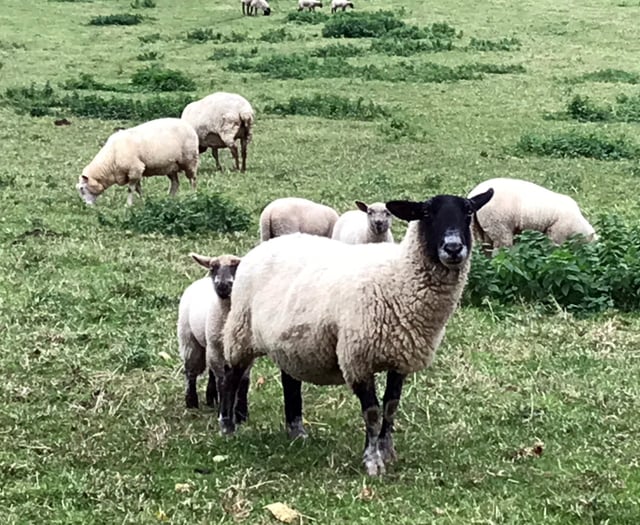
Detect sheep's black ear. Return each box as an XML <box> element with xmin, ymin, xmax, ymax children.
<box><xmin>468</xmin><ymin>188</ymin><xmax>493</xmax><ymax>212</ymax></box>
<box><xmin>354</xmin><ymin>200</ymin><xmax>368</xmax><ymax>213</ymax></box>
<box><xmin>190</xmin><ymin>253</ymin><xmax>219</xmax><ymax>271</ymax></box>
<box><xmin>386</xmin><ymin>200</ymin><xmax>425</xmax><ymax>222</ymax></box>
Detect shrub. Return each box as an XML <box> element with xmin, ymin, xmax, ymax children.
<box><xmin>259</xmin><ymin>28</ymin><xmax>299</xmax><ymax>43</ymax></box>
<box><xmin>138</xmin><ymin>33</ymin><xmax>161</xmax><ymax>43</ymax></box>
<box><xmin>137</xmin><ymin>50</ymin><xmax>164</xmax><ymax>61</ymax></box>
<box><xmin>285</xmin><ymin>11</ymin><xmax>329</xmax><ymax>24</ymax></box>
<box><xmin>118</xmin><ymin>193</ymin><xmax>252</xmax><ymax>236</ymax></box>
<box><xmin>465</xmin><ymin>216</ymin><xmax>640</xmax><ymax>314</ymax></box>
<box><xmin>263</xmin><ymin>94</ymin><xmax>392</xmax><ymax>121</ymax></box>
<box><xmin>567</xmin><ymin>95</ymin><xmax>613</xmax><ymax>122</ymax></box>
<box><xmin>209</xmin><ymin>48</ymin><xmax>238</xmax><ymax>60</ymax></box>
<box><xmin>467</xmin><ymin>37</ymin><xmax>521</xmax><ymax>51</ymax></box>
<box><xmin>469</xmin><ymin>63</ymin><xmax>526</xmax><ymax>74</ymax></box>
<box><xmin>5</xmin><ymin>83</ymin><xmax>59</xmax><ymax>116</ymax></box>
<box><xmin>89</xmin><ymin>13</ymin><xmax>143</xmax><ymax>26</ymax></box>
<box><xmin>130</xmin><ymin>65</ymin><xmax>196</xmax><ymax>92</ymax></box>
<box><xmin>370</xmin><ymin>38</ymin><xmax>454</xmax><ymax>56</ymax></box>
<box><xmin>514</xmin><ymin>130</ymin><xmax>639</xmax><ymax>160</ymax></box>
<box><xmin>574</xmin><ymin>68</ymin><xmax>640</xmax><ymax>84</ymax></box>
<box><xmin>185</xmin><ymin>28</ymin><xmax>248</xmax><ymax>43</ymax></box>
<box><xmin>61</xmin><ymin>73</ymin><xmax>113</xmax><ymax>91</ymax></box>
<box><xmin>310</xmin><ymin>43</ymin><xmax>364</xmax><ymax>58</ymax></box>
<box><xmin>130</xmin><ymin>0</ymin><xmax>155</xmax><ymax>7</ymax></box>
<box><xmin>322</xmin><ymin>11</ymin><xmax>405</xmax><ymax>38</ymax></box>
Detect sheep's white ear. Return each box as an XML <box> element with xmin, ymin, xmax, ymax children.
<box><xmin>355</xmin><ymin>200</ymin><xmax>368</xmax><ymax>213</ymax></box>
<box><xmin>468</xmin><ymin>188</ymin><xmax>493</xmax><ymax>212</ymax></box>
<box><xmin>386</xmin><ymin>200</ymin><xmax>425</xmax><ymax>222</ymax></box>
<box><xmin>190</xmin><ymin>253</ymin><xmax>219</xmax><ymax>270</ymax></box>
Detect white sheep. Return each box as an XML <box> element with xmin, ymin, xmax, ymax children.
<box><xmin>76</xmin><ymin>118</ymin><xmax>199</xmax><ymax>206</ymax></box>
<box><xmin>259</xmin><ymin>197</ymin><xmax>340</xmax><ymax>241</ymax></box>
<box><xmin>218</xmin><ymin>189</ymin><xmax>494</xmax><ymax>476</ymax></box>
<box><xmin>467</xmin><ymin>177</ymin><xmax>597</xmax><ymax>254</ymax></box>
<box><xmin>177</xmin><ymin>253</ymin><xmax>246</xmax><ymax>418</ymax></box>
<box><xmin>331</xmin><ymin>0</ymin><xmax>354</xmax><ymax>12</ymax></box>
<box><xmin>242</xmin><ymin>0</ymin><xmax>271</xmax><ymax>16</ymax></box>
<box><xmin>181</xmin><ymin>92</ymin><xmax>255</xmax><ymax>173</ymax></box>
<box><xmin>331</xmin><ymin>201</ymin><xmax>394</xmax><ymax>244</ymax></box>
<box><xmin>298</xmin><ymin>0</ymin><xmax>323</xmax><ymax>11</ymax></box>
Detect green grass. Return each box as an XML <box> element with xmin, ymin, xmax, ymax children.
<box><xmin>2</xmin><ymin>0</ymin><xmax>640</xmax><ymax>523</ymax></box>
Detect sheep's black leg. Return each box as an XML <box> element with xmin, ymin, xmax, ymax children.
<box><xmin>205</xmin><ymin>370</ymin><xmax>218</xmax><ymax>407</ymax></box>
<box><xmin>219</xmin><ymin>365</ymin><xmax>246</xmax><ymax>435</ymax></box>
<box><xmin>281</xmin><ymin>370</ymin><xmax>307</xmax><ymax>439</ymax></box>
<box><xmin>378</xmin><ymin>370</ymin><xmax>405</xmax><ymax>464</ymax></box>
<box><xmin>234</xmin><ymin>370</ymin><xmax>251</xmax><ymax>424</ymax></box>
<box><xmin>211</xmin><ymin>148</ymin><xmax>223</xmax><ymax>171</ymax></box>
<box><xmin>185</xmin><ymin>372</ymin><xmax>199</xmax><ymax>409</ymax></box>
<box><xmin>352</xmin><ymin>376</ymin><xmax>384</xmax><ymax>476</ymax></box>
<box><xmin>240</xmin><ymin>137</ymin><xmax>248</xmax><ymax>173</ymax></box>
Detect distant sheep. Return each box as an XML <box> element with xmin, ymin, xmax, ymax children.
<box><xmin>331</xmin><ymin>0</ymin><xmax>354</xmax><ymax>12</ymax></box>
<box><xmin>259</xmin><ymin>197</ymin><xmax>340</xmax><ymax>241</ymax></box>
<box><xmin>218</xmin><ymin>190</ymin><xmax>494</xmax><ymax>476</ymax></box>
<box><xmin>76</xmin><ymin>118</ymin><xmax>199</xmax><ymax>206</ymax></box>
<box><xmin>242</xmin><ymin>0</ymin><xmax>271</xmax><ymax>15</ymax></box>
<box><xmin>181</xmin><ymin>92</ymin><xmax>255</xmax><ymax>173</ymax></box>
<box><xmin>298</xmin><ymin>0</ymin><xmax>323</xmax><ymax>11</ymax></box>
<box><xmin>332</xmin><ymin>201</ymin><xmax>394</xmax><ymax>244</ymax></box>
<box><xmin>177</xmin><ymin>254</ymin><xmax>246</xmax><ymax>417</ymax></box>
<box><xmin>467</xmin><ymin>177</ymin><xmax>597</xmax><ymax>254</ymax></box>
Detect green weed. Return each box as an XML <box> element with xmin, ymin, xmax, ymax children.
<box><xmin>562</xmin><ymin>94</ymin><xmax>640</xmax><ymax>123</ymax></box>
<box><xmin>130</xmin><ymin>65</ymin><xmax>196</xmax><ymax>92</ymax></box>
<box><xmin>209</xmin><ymin>48</ymin><xmax>238</xmax><ymax>60</ymax></box>
<box><xmin>573</xmin><ymin>68</ymin><xmax>640</xmax><ymax>84</ymax></box>
<box><xmin>370</xmin><ymin>38</ymin><xmax>454</xmax><ymax>56</ymax></box>
<box><xmin>285</xmin><ymin>10</ymin><xmax>329</xmax><ymax>24</ymax></box>
<box><xmin>263</xmin><ymin>94</ymin><xmax>392</xmax><ymax>120</ymax></box>
<box><xmin>321</xmin><ymin>11</ymin><xmax>406</xmax><ymax>38</ymax></box>
<box><xmin>88</xmin><ymin>13</ymin><xmax>143</xmax><ymax>26</ymax></box>
<box><xmin>136</xmin><ymin>50</ymin><xmax>164</xmax><ymax>61</ymax></box>
<box><xmin>259</xmin><ymin>28</ymin><xmax>301</xmax><ymax>43</ymax></box>
<box><xmin>138</xmin><ymin>33</ymin><xmax>161</xmax><ymax>43</ymax></box>
<box><xmin>130</xmin><ymin>0</ymin><xmax>156</xmax><ymax>8</ymax></box>
<box><xmin>61</xmin><ymin>73</ymin><xmax>113</xmax><ymax>91</ymax></box>
<box><xmin>467</xmin><ymin>37</ymin><xmax>522</xmax><ymax>51</ymax></box>
<box><xmin>514</xmin><ymin>130</ymin><xmax>639</xmax><ymax>160</ymax></box>
<box><xmin>309</xmin><ymin>43</ymin><xmax>364</xmax><ymax>58</ymax></box>
<box><xmin>185</xmin><ymin>28</ymin><xmax>248</xmax><ymax>43</ymax></box>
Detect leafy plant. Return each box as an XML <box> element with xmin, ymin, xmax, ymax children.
<box><xmin>61</xmin><ymin>73</ymin><xmax>113</xmax><ymax>91</ymax></box>
<box><xmin>309</xmin><ymin>43</ymin><xmax>364</xmax><ymax>58</ymax></box>
<box><xmin>467</xmin><ymin>37</ymin><xmax>521</xmax><ymax>51</ymax></box>
<box><xmin>185</xmin><ymin>28</ymin><xmax>248</xmax><ymax>43</ymax></box>
<box><xmin>562</xmin><ymin>94</ymin><xmax>640</xmax><ymax>123</ymax></box>
<box><xmin>263</xmin><ymin>94</ymin><xmax>392</xmax><ymax>121</ymax></box>
<box><xmin>285</xmin><ymin>10</ymin><xmax>329</xmax><ymax>24</ymax></box>
<box><xmin>138</xmin><ymin>33</ymin><xmax>161</xmax><ymax>43</ymax></box>
<box><xmin>130</xmin><ymin>0</ymin><xmax>156</xmax><ymax>8</ymax></box>
<box><xmin>130</xmin><ymin>65</ymin><xmax>196</xmax><ymax>92</ymax></box>
<box><xmin>321</xmin><ymin>11</ymin><xmax>406</xmax><ymax>38</ymax></box>
<box><xmin>89</xmin><ymin>13</ymin><xmax>143</xmax><ymax>26</ymax></box>
<box><xmin>136</xmin><ymin>50</ymin><xmax>164</xmax><ymax>61</ymax></box>
<box><xmin>259</xmin><ymin>28</ymin><xmax>299</xmax><ymax>43</ymax></box>
<box><xmin>573</xmin><ymin>68</ymin><xmax>640</xmax><ymax>84</ymax></box>
<box><xmin>514</xmin><ymin>130</ymin><xmax>639</xmax><ymax>160</ymax></box>
<box><xmin>370</xmin><ymin>37</ymin><xmax>454</xmax><ymax>56</ymax></box>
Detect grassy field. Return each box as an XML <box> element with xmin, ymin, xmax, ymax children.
<box><xmin>1</xmin><ymin>0</ymin><xmax>640</xmax><ymax>523</ymax></box>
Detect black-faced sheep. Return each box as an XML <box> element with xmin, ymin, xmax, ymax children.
<box><xmin>331</xmin><ymin>0</ymin><xmax>354</xmax><ymax>12</ymax></box>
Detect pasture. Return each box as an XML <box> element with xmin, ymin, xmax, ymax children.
<box><xmin>1</xmin><ymin>0</ymin><xmax>640</xmax><ymax>522</ymax></box>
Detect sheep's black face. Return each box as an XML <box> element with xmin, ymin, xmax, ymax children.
<box><xmin>386</xmin><ymin>189</ymin><xmax>494</xmax><ymax>269</ymax></box>
<box><xmin>212</xmin><ymin>264</ymin><xmax>239</xmax><ymax>300</ymax></box>
<box><xmin>263</xmin><ymin>7</ymin><xmax>271</xmax><ymax>15</ymax></box>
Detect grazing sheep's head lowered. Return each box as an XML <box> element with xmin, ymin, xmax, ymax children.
<box><xmin>76</xmin><ymin>174</ymin><xmax>102</xmax><ymax>205</ymax></box>
<box><xmin>191</xmin><ymin>253</ymin><xmax>242</xmax><ymax>300</ymax></box>
<box><xmin>355</xmin><ymin>201</ymin><xmax>392</xmax><ymax>236</ymax></box>
<box><xmin>386</xmin><ymin>189</ymin><xmax>494</xmax><ymax>269</ymax></box>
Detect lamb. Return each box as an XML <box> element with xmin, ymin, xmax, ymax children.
<box><xmin>467</xmin><ymin>177</ymin><xmax>597</xmax><ymax>254</ymax></box>
<box><xmin>259</xmin><ymin>197</ymin><xmax>340</xmax><ymax>241</ymax></box>
<box><xmin>242</xmin><ymin>0</ymin><xmax>271</xmax><ymax>16</ymax></box>
<box><xmin>331</xmin><ymin>0</ymin><xmax>354</xmax><ymax>12</ymax></box>
<box><xmin>181</xmin><ymin>92</ymin><xmax>255</xmax><ymax>173</ymax></box>
<box><xmin>331</xmin><ymin>201</ymin><xmax>394</xmax><ymax>244</ymax></box>
<box><xmin>76</xmin><ymin>118</ymin><xmax>199</xmax><ymax>206</ymax></box>
<box><xmin>218</xmin><ymin>189</ymin><xmax>494</xmax><ymax>476</ymax></box>
<box><xmin>298</xmin><ymin>0</ymin><xmax>323</xmax><ymax>11</ymax></box>
<box><xmin>177</xmin><ymin>253</ymin><xmax>247</xmax><ymax>421</ymax></box>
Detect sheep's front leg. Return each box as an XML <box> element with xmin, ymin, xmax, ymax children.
<box><xmin>205</xmin><ymin>370</ymin><xmax>218</xmax><ymax>407</ymax></box>
<box><xmin>211</xmin><ymin>148</ymin><xmax>223</xmax><ymax>171</ymax></box>
<box><xmin>281</xmin><ymin>370</ymin><xmax>307</xmax><ymax>438</ymax></box>
<box><xmin>168</xmin><ymin>173</ymin><xmax>179</xmax><ymax>196</ymax></box>
<box><xmin>378</xmin><ymin>370</ymin><xmax>405</xmax><ymax>464</ymax></box>
<box><xmin>219</xmin><ymin>365</ymin><xmax>248</xmax><ymax>435</ymax></box>
<box><xmin>352</xmin><ymin>376</ymin><xmax>385</xmax><ymax>476</ymax></box>
<box><xmin>240</xmin><ymin>137</ymin><xmax>248</xmax><ymax>173</ymax></box>
<box><xmin>235</xmin><ymin>369</ymin><xmax>251</xmax><ymax>424</ymax></box>
<box><xmin>228</xmin><ymin>144</ymin><xmax>240</xmax><ymax>171</ymax></box>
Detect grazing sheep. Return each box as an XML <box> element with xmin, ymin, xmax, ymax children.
<box><xmin>467</xmin><ymin>177</ymin><xmax>597</xmax><ymax>254</ymax></box>
<box><xmin>242</xmin><ymin>0</ymin><xmax>271</xmax><ymax>15</ymax></box>
<box><xmin>177</xmin><ymin>254</ymin><xmax>246</xmax><ymax>417</ymax></box>
<box><xmin>298</xmin><ymin>0</ymin><xmax>323</xmax><ymax>11</ymax></box>
<box><xmin>259</xmin><ymin>197</ymin><xmax>340</xmax><ymax>241</ymax></box>
<box><xmin>218</xmin><ymin>189</ymin><xmax>494</xmax><ymax>476</ymax></box>
<box><xmin>332</xmin><ymin>201</ymin><xmax>394</xmax><ymax>244</ymax></box>
<box><xmin>181</xmin><ymin>92</ymin><xmax>255</xmax><ymax>173</ymax></box>
<box><xmin>76</xmin><ymin>118</ymin><xmax>199</xmax><ymax>206</ymax></box>
<box><xmin>331</xmin><ymin>0</ymin><xmax>354</xmax><ymax>12</ymax></box>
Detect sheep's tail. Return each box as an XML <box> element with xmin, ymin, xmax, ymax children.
<box><xmin>259</xmin><ymin>212</ymin><xmax>271</xmax><ymax>242</ymax></box>
<box><xmin>239</xmin><ymin>108</ymin><xmax>255</xmax><ymax>143</ymax></box>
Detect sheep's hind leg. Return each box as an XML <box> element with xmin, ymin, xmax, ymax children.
<box><xmin>211</xmin><ymin>148</ymin><xmax>223</xmax><ymax>172</ymax></box>
<box><xmin>185</xmin><ymin>371</ymin><xmax>199</xmax><ymax>409</ymax></box>
<box><xmin>281</xmin><ymin>370</ymin><xmax>307</xmax><ymax>439</ymax></box>
<box><xmin>240</xmin><ymin>137</ymin><xmax>248</xmax><ymax>173</ymax></box>
<box><xmin>205</xmin><ymin>370</ymin><xmax>218</xmax><ymax>407</ymax></box>
<box><xmin>219</xmin><ymin>365</ymin><xmax>248</xmax><ymax>435</ymax></box>
<box><xmin>378</xmin><ymin>370</ymin><xmax>405</xmax><ymax>464</ymax></box>
<box><xmin>228</xmin><ymin>144</ymin><xmax>240</xmax><ymax>171</ymax></box>
<box><xmin>352</xmin><ymin>376</ymin><xmax>385</xmax><ymax>476</ymax></box>
<box><xmin>234</xmin><ymin>368</ymin><xmax>251</xmax><ymax>425</ymax></box>
<box><xmin>167</xmin><ymin>173</ymin><xmax>179</xmax><ymax>196</ymax></box>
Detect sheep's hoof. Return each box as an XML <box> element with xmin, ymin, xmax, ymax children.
<box><xmin>379</xmin><ymin>436</ymin><xmax>397</xmax><ymax>464</ymax></box>
<box><xmin>219</xmin><ymin>417</ymin><xmax>236</xmax><ymax>436</ymax></box>
<box><xmin>235</xmin><ymin>410</ymin><xmax>248</xmax><ymax>425</ymax></box>
<box><xmin>287</xmin><ymin>418</ymin><xmax>308</xmax><ymax>440</ymax></box>
<box><xmin>185</xmin><ymin>394</ymin><xmax>199</xmax><ymax>409</ymax></box>
<box><xmin>363</xmin><ymin>446</ymin><xmax>385</xmax><ymax>476</ymax></box>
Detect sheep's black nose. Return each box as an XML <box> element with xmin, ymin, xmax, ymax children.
<box><xmin>443</xmin><ymin>241</ymin><xmax>463</xmax><ymax>256</ymax></box>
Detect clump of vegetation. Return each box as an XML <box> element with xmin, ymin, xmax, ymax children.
<box><xmin>467</xmin><ymin>37</ymin><xmax>521</xmax><ymax>51</ymax></box>
<box><xmin>130</xmin><ymin>65</ymin><xmax>196</xmax><ymax>92</ymax></box>
<box><xmin>89</xmin><ymin>13</ymin><xmax>143</xmax><ymax>26</ymax></box>
<box><xmin>61</xmin><ymin>73</ymin><xmax>113</xmax><ymax>91</ymax></box>
<box><xmin>0</xmin><ymin>40</ymin><xmax>27</xmax><ymax>50</ymax></box>
<box><xmin>263</xmin><ymin>94</ymin><xmax>392</xmax><ymax>121</ymax></box>
<box><xmin>514</xmin><ymin>130</ymin><xmax>639</xmax><ymax>160</ymax></box>
<box><xmin>370</xmin><ymin>38</ymin><xmax>454</xmax><ymax>56</ymax></box>
<box><xmin>573</xmin><ymin>68</ymin><xmax>640</xmax><ymax>84</ymax></box>
<box><xmin>310</xmin><ymin>43</ymin><xmax>364</xmax><ymax>58</ymax></box>
<box><xmin>137</xmin><ymin>50</ymin><xmax>164</xmax><ymax>61</ymax></box>
<box><xmin>209</xmin><ymin>48</ymin><xmax>238</xmax><ymax>60</ymax></box>
<box><xmin>285</xmin><ymin>10</ymin><xmax>329</xmax><ymax>24</ymax></box>
<box><xmin>378</xmin><ymin>116</ymin><xmax>427</xmax><ymax>142</ymax></box>
<box><xmin>470</xmin><ymin>63</ymin><xmax>526</xmax><ymax>74</ymax></box>
<box><xmin>259</xmin><ymin>28</ymin><xmax>300</xmax><ymax>43</ymax></box>
<box><xmin>138</xmin><ymin>33</ymin><xmax>161</xmax><ymax>43</ymax></box>
<box><xmin>5</xmin><ymin>83</ymin><xmax>59</xmax><ymax>116</ymax></box>
<box><xmin>466</xmin><ymin>216</ymin><xmax>640</xmax><ymax>313</ymax></box>
<box><xmin>321</xmin><ymin>11</ymin><xmax>406</xmax><ymax>38</ymax></box>
<box><xmin>562</xmin><ymin>94</ymin><xmax>640</xmax><ymax>123</ymax></box>
<box><xmin>185</xmin><ymin>28</ymin><xmax>248</xmax><ymax>43</ymax></box>
<box><xmin>130</xmin><ymin>0</ymin><xmax>156</xmax><ymax>8</ymax></box>
<box><xmin>118</xmin><ymin>193</ymin><xmax>252</xmax><ymax>236</ymax></box>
